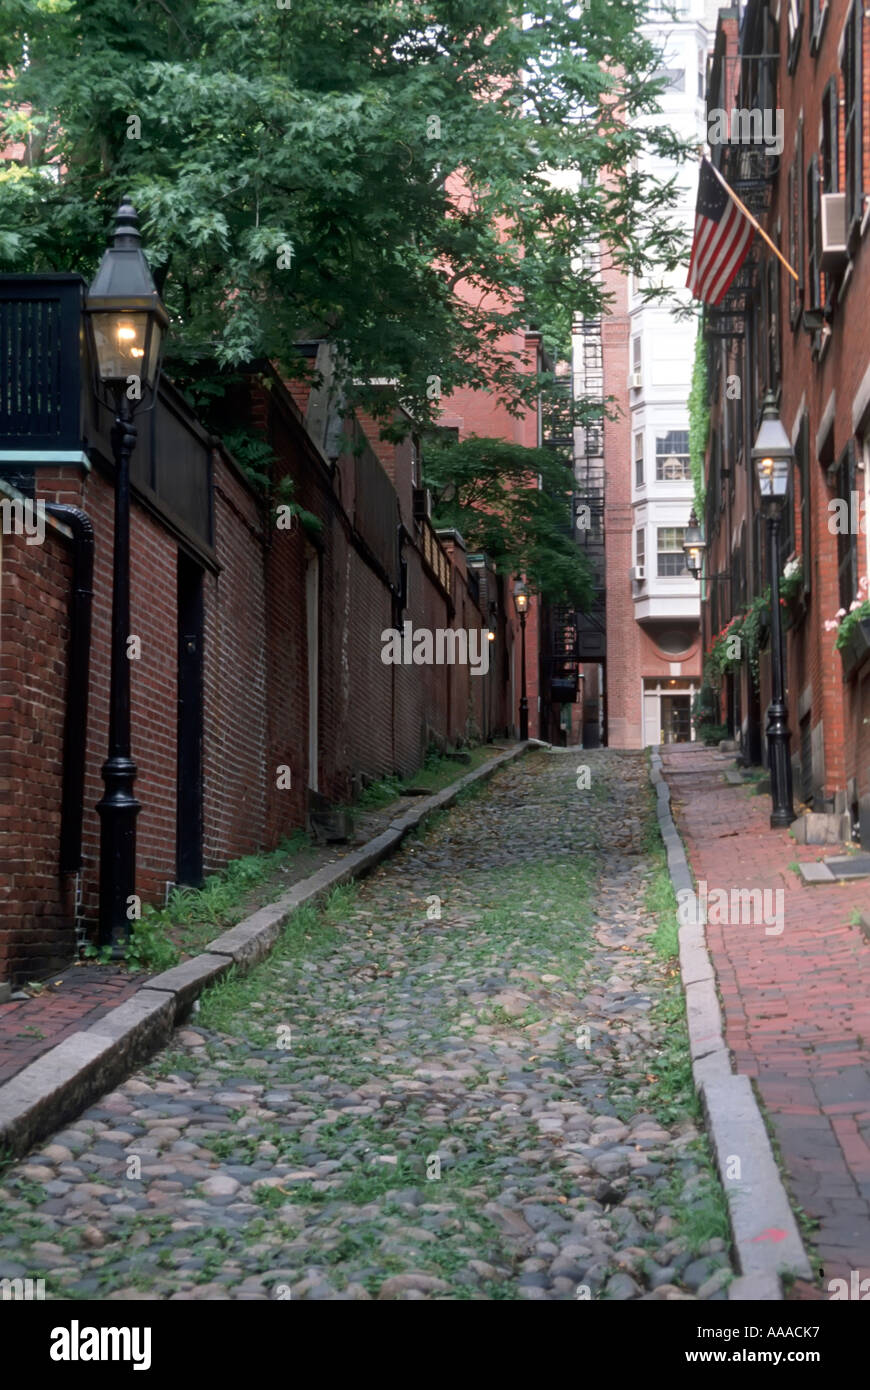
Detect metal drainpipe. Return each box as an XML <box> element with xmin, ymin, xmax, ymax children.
<box><xmin>43</xmin><ymin>503</ymin><xmax>94</xmax><ymax>876</ymax></box>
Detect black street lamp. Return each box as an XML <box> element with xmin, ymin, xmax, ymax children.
<box><xmin>85</xmin><ymin>201</ymin><xmax>168</xmax><ymax>950</ymax></box>
<box><xmin>683</xmin><ymin>509</ymin><xmax>705</xmax><ymax>579</ymax></box>
<box><xmin>752</xmin><ymin>392</ymin><xmax>795</xmax><ymax>830</ymax></box>
<box><xmin>514</xmin><ymin>578</ymin><xmax>529</xmax><ymax>741</ymax></box>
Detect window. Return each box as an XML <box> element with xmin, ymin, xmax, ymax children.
<box><xmin>632</xmin><ymin>336</ymin><xmax>642</xmax><ymax>372</ymax></box>
<box><xmin>806</xmin><ymin>154</ymin><xmax>822</xmax><ymax>311</ymax></box>
<box><xmin>636</xmin><ymin>527</ymin><xmax>646</xmax><ymax>570</ymax></box>
<box><xmin>698</xmin><ymin>53</ymin><xmax>706</xmax><ymax>99</ymax></box>
<box><xmin>657</xmin><ymin>527</ymin><xmax>687</xmax><ymax>577</ymax></box>
<box><xmin>788</xmin><ymin>120</ymin><xmax>805</xmax><ymax>327</ymax></box>
<box><xmin>796</xmin><ymin>415</ymin><xmax>811</xmax><ymax>597</ymax></box>
<box><xmin>634</xmin><ymin>432</ymin><xmax>644</xmax><ymax>487</ymax></box>
<box><xmin>788</xmin><ymin>0</ymin><xmax>803</xmax><ymax>70</ymax></box>
<box><xmin>655</xmin><ymin>430</ymin><xmax>691</xmax><ymax>481</ymax></box>
<box><xmin>768</xmin><ymin>240</ymin><xmax>781</xmax><ymax>385</ymax></box>
<box><xmin>842</xmin><ymin>0</ymin><xmax>864</xmax><ymax>238</ymax></box>
<box><xmin>411</xmin><ymin>436</ymin><xmax>422</xmax><ymax>488</ymax></box>
<box><xmin>779</xmin><ymin>451</ymin><xmax>796</xmax><ymax>572</ymax></box>
<box><xmin>653</xmin><ymin>68</ymin><xmax>685</xmax><ymax>93</ymax></box>
<box><xmin>821</xmin><ymin>78</ymin><xmax>839</xmax><ymax>193</ymax></box>
<box><xmin>835</xmin><ymin>441</ymin><xmax>859</xmax><ymax>610</ymax></box>
<box><xmin>731</xmin><ymin>540</ymin><xmax>744</xmax><ymax>616</ymax></box>
<box><xmin>862</xmin><ymin>436</ymin><xmax>870</xmax><ymax>587</ymax></box>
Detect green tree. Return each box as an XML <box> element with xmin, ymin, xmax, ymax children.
<box><xmin>424</xmin><ymin>433</ymin><xmax>591</xmax><ymax>604</ymax></box>
<box><xmin>1</xmin><ymin>0</ymin><xmax>687</xmax><ymax>426</ymax></box>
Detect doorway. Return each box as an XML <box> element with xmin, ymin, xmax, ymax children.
<box><xmin>660</xmin><ymin>694</ymin><xmax>692</xmax><ymax>744</ymax></box>
<box><xmin>176</xmin><ymin>552</ymin><xmax>204</xmax><ymax>886</ymax></box>
<box><xmin>305</xmin><ymin>548</ymin><xmax>319</xmax><ymax>792</ymax></box>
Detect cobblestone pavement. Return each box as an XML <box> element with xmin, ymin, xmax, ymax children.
<box><xmin>0</xmin><ymin>750</ymin><xmax>735</xmax><ymax>1300</ymax></box>
<box><xmin>0</xmin><ymin>773</ymin><xmax>456</xmax><ymax>1085</ymax></box>
<box><xmin>662</xmin><ymin>743</ymin><xmax>870</xmax><ymax>1290</ymax></box>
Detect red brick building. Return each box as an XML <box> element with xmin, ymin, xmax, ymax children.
<box><xmin>437</xmin><ymin>325</ymin><xmax>545</xmax><ymax>742</ymax></box>
<box><xmin>698</xmin><ymin>0</ymin><xmax>870</xmax><ymax>840</ymax></box>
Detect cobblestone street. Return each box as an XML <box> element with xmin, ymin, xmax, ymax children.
<box><xmin>0</xmin><ymin>751</ymin><xmax>735</xmax><ymax>1301</ymax></box>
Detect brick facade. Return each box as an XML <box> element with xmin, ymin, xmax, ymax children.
<box><xmin>0</xmin><ymin>364</ymin><xmax>515</xmax><ymax>983</ymax></box>
<box><xmin>700</xmin><ymin>0</ymin><xmax>870</xmax><ymax>829</ymax></box>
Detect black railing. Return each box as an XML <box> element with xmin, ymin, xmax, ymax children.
<box><xmin>0</xmin><ymin>273</ymin><xmax>214</xmax><ymax>552</ymax></box>
<box><xmin>543</xmin><ymin>604</ymin><xmax>581</xmax><ymax>702</ymax></box>
<box><xmin>0</xmin><ymin>274</ymin><xmax>85</xmax><ymax>454</ymax></box>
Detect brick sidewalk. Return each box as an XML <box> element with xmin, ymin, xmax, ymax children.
<box><xmin>0</xmin><ymin>966</ymin><xmax>146</xmax><ymax>1086</ymax></box>
<box><xmin>661</xmin><ymin>744</ymin><xmax>870</xmax><ymax>1289</ymax></box>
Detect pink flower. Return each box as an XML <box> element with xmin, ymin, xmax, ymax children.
<box><xmin>850</xmin><ymin>600</ymin><xmax>862</xmax><ymax>611</ymax></box>
<box><xmin>836</xmin><ymin>608</ymin><xmax>847</xmax><ymax>619</ymax></box>
<box><xmin>824</xmin><ymin>620</ymin><xmax>839</xmax><ymax>631</ymax></box>
<box><xmin>860</xmin><ymin>575</ymin><xmax>869</xmax><ymax>594</ymax></box>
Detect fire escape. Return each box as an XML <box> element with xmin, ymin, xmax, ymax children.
<box><xmin>539</xmin><ymin>372</ymin><xmax>581</xmax><ymax>733</ymax></box>
<box><xmin>706</xmin><ymin>51</ymin><xmax>779</xmax><ymax>343</ymax></box>
<box><xmin>572</xmin><ymin>263</ymin><xmax>607</xmax><ymax>666</ymax></box>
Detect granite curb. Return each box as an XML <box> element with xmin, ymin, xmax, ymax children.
<box><xmin>0</xmin><ymin>742</ymin><xmax>529</xmax><ymax>1159</ymax></box>
<box><xmin>649</xmin><ymin>750</ymin><xmax>813</xmax><ymax>1300</ymax></box>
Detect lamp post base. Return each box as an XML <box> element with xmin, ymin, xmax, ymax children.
<box><xmin>519</xmin><ymin>701</ymin><xmax>529</xmax><ymax>741</ymax></box>
<box><xmin>96</xmin><ymin>754</ymin><xmax>141</xmax><ymax>950</ymax></box>
<box><xmin>766</xmin><ymin>703</ymin><xmax>795</xmax><ymax>830</ymax></box>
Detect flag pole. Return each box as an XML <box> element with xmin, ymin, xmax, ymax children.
<box><xmin>708</xmin><ymin>158</ymin><xmax>799</xmax><ymax>283</ymax></box>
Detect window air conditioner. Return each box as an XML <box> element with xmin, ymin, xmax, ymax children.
<box><xmin>629</xmin><ymin>370</ymin><xmax>643</xmax><ymax>390</ymax></box>
<box><xmin>631</xmin><ymin>564</ymin><xmax>646</xmax><ymax>582</ymax></box>
<box><xmin>820</xmin><ymin>193</ymin><xmax>848</xmax><ymax>273</ymax></box>
<box><xmin>412</xmin><ymin>487</ymin><xmax>432</xmax><ymax>522</ymax></box>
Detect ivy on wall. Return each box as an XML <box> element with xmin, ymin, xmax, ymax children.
<box><xmin>687</xmin><ymin>317</ymin><xmax>708</xmax><ymax>522</ymax></box>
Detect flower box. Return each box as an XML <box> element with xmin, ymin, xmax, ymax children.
<box><xmin>841</xmin><ymin>616</ymin><xmax>870</xmax><ymax>681</ymax></box>
<box><xmin>783</xmin><ymin>593</ymin><xmax>807</xmax><ymax>631</ymax></box>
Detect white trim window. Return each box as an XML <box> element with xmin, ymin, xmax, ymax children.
<box><xmin>634</xmin><ymin>431</ymin><xmax>645</xmax><ymax>487</ymax></box>
<box><xmin>657</xmin><ymin>526</ymin><xmax>688</xmax><ymax>576</ymax></box>
<box><xmin>856</xmin><ymin>436</ymin><xmax>861</xmax><ymax>583</ymax></box>
<box><xmin>655</xmin><ymin>430</ymin><xmax>691</xmax><ymax>481</ymax></box>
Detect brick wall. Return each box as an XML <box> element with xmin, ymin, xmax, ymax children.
<box><xmin>701</xmin><ymin>0</ymin><xmax>870</xmax><ymax>813</ymax></box>
<box><xmin>0</xmin><ymin>521</ymin><xmax>73</xmax><ymax>978</ymax></box>
<box><xmin>0</xmin><ymin>365</ymin><xmax>500</xmax><ymax>980</ymax></box>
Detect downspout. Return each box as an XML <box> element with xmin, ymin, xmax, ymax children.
<box><xmin>44</xmin><ymin>504</ymin><xmax>94</xmax><ymax>874</ymax></box>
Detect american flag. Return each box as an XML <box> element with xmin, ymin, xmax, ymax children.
<box><xmin>686</xmin><ymin>158</ymin><xmax>755</xmax><ymax>305</ymax></box>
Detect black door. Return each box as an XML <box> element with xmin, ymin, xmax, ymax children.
<box><xmin>177</xmin><ymin>552</ymin><xmax>204</xmax><ymax>886</ymax></box>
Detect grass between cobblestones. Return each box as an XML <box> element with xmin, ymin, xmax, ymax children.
<box><xmin>0</xmin><ymin>751</ymin><xmax>736</xmax><ymax>1300</ymax></box>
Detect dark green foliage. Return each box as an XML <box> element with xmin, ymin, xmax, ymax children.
<box><xmin>424</xmin><ymin>433</ymin><xmax>592</xmax><ymax>603</ymax></box>
<box><xmin>1</xmin><ymin>0</ymin><xmax>689</xmax><ymax>429</ymax></box>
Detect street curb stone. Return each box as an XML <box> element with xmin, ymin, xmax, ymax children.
<box><xmin>649</xmin><ymin>751</ymin><xmax>812</xmax><ymax>1300</ymax></box>
<box><xmin>141</xmin><ymin>953</ymin><xmax>235</xmax><ymax>1020</ymax></box>
<box><xmin>0</xmin><ymin>742</ymin><xmax>528</xmax><ymax>1158</ymax></box>
<box><xmin>0</xmin><ymin>1033</ymin><xmax>136</xmax><ymax>1158</ymax></box>
<box><xmin>702</xmin><ymin>1074</ymin><xmax>812</xmax><ymax>1285</ymax></box>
